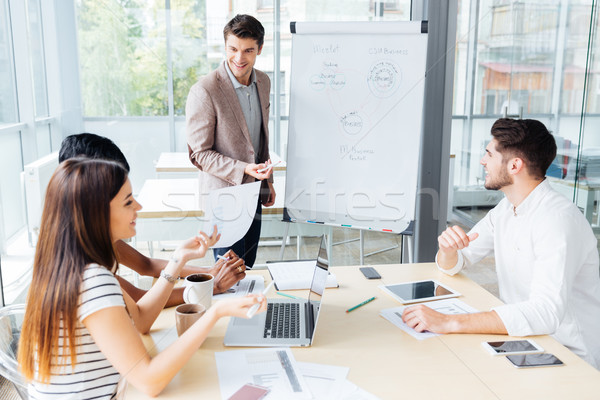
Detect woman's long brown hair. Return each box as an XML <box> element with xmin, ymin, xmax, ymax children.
<box><xmin>18</xmin><ymin>158</ymin><xmax>127</xmax><ymax>383</ymax></box>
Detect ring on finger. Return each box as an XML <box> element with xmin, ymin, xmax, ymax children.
<box><xmin>237</xmin><ymin>266</ymin><xmax>244</xmax><ymax>273</ymax></box>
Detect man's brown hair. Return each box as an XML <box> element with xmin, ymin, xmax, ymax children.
<box><xmin>491</xmin><ymin>118</ymin><xmax>557</xmax><ymax>179</ymax></box>
<box><xmin>223</xmin><ymin>14</ymin><xmax>265</xmax><ymax>48</ymax></box>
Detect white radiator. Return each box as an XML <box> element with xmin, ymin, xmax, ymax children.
<box><xmin>22</xmin><ymin>152</ymin><xmax>59</xmax><ymax>245</ymax></box>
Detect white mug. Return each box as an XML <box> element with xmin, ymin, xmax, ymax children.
<box><xmin>183</xmin><ymin>273</ymin><xmax>214</xmax><ymax>310</ymax></box>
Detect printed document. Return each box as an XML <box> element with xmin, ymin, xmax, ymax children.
<box><xmin>212</xmin><ymin>275</ymin><xmax>264</xmax><ymax>300</ymax></box>
<box><xmin>380</xmin><ymin>298</ymin><xmax>479</xmax><ymax>340</ymax></box>
<box><xmin>203</xmin><ymin>181</ymin><xmax>261</xmax><ymax>248</ymax></box>
<box><xmin>215</xmin><ymin>348</ymin><xmax>311</xmax><ymax>399</ymax></box>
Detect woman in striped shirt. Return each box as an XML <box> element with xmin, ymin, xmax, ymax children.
<box><xmin>18</xmin><ymin>158</ymin><xmax>267</xmax><ymax>399</ymax></box>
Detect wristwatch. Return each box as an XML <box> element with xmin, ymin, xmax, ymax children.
<box><xmin>160</xmin><ymin>270</ymin><xmax>180</xmax><ymax>283</ymax></box>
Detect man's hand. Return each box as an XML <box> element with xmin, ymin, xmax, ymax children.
<box><xmin>401</xmin><ymin>304</ymin><xmax>456</xmax><ymax>334</ymax></box>
<box><xmin>244</xmin><ymin>160</ymin><xmax>274</xmax><ymax>180</ymax></box>
<box><xmin>262</xmin><ymin>180</ymin><xmax>276</xmax><ymax>207</ymax></box>
<box><xmin>210</xmin><ymin>250</ymin><xmax>246</xmax><ymax>294</ymax></box>
<box><xmin>436</xmin><ymin>225</ymin><xmax>479</xmax><ymax>270</ymax></box>
<box><xmin>403</xmin><ymin>305</ymin><xmax>508</xmax><ymax>335</ymax></box>
<box><xmin>438</xmin><ymin>225</ymin><xmax>479</xmax><ymax>253</ymax></box>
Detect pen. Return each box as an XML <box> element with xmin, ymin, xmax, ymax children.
<box><xmin>345</xmin><ymin>296</ymin><xmax>376</xmax><ymax>313</ymax></box>
<box><xmin>257</xmin><ymin>161</ymin><xmax>281</xmax><ymax>173</ymax></box>
<box><xmin>247</xmin><ymin>281</ymin><xmax>275</xmax><ymax>318</ymax></box>
<box><xmin>276</xmin><ymin>291</ymin><xmax>301</xmax><ymax>300</ymax></box>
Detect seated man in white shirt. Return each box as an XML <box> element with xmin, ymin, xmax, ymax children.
<box><xmin>402</xmin><ymin>118</ymin><xmax>600</xmax><ymax>369</ymax></box>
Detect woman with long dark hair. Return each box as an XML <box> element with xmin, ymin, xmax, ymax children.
<box><xmin>18</xmin><ymin>158</ymin><xmax>266</xmax><ymax>398</ymax></box>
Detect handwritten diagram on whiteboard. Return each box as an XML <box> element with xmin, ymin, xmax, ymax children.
<box><xmin>284</xmin><ymin>21</ymin><xmax>428</xmax><ymax>233</ymax></box>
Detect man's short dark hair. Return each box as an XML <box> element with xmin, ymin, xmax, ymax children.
<box><xmin>58</xmin><ymin>133</ymin><xmax>130</xmax><ymax>172</ymax></box>
<box><xmin>223</xmin><ymin>14</ymin><xmax>265</xmax><ymax>48</ymax></box>
<box><xmin>491</xmin><ymin>118</ymin><xmax>557</xmax><ymax>179</ymax></box>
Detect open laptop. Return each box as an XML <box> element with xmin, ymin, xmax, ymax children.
<box><xmin>224</xmin><ymin>235</ymin><xmax>329</xmax><ymax>347</ymax></box>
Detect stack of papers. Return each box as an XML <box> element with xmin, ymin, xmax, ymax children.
<box><xmin>267</xmin><ymin>261</ymin><xmax>338</xmax><ymax>290</ymax></box>
<box><xmin>212</xmin><ymin>275</ymin><xmax>264</xmax><ymax>300</ymax></box>
<box><xmin>215</xmin><ymin>348</ymin><xmax>379</xmax><ymax>399</ymax></box>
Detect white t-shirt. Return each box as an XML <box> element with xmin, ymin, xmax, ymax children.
<box><xmin>439</xmin><ymin>180</ymin><xmax>600</xmax><ymax>369</ymax></box>
<box><xmin>29</xmin><ymin>264</ymin><xmax>126</xmax><ymax>399</ymax></box>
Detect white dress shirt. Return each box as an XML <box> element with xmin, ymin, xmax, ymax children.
<box><xmin>438</xmin><ymin>179</ymin><xmax>600</xmax><ymax>369</ymax></box>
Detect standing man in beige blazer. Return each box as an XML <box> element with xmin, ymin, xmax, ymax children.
<box><xmin>186</xmin><ymin>14</ymin><xmax>275</xmax><ymax>268</ymax></box>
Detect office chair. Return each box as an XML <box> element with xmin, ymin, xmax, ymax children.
<box><xmin>0</xmin><ymin>304</ymin><xmax>28</xmax><ymax>399</ymax></box>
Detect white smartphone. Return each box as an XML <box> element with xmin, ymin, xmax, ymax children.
<box><xmin>481</xmin><ymin>339</ymin><xmax>544</xmax><ymax>356</ymax></box>
<box><xmin>506</xmin><ymin>353</ymin><xmax>564</xmax><ymax>369</ymax></box>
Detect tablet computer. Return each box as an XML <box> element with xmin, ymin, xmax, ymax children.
<box><xmin>506</xmin><ymin>353</ymin><xmax>564</xmax><ymax>369</ymax></box>
<box><xmin>481</xmin><ymin>339</ymin><xmax>544</xmax><ymax>356</ymax></box>
<box><xmin>378</xmin><ymin>280</ymin><xmax>460</xmax><ymax>304</ymax></box>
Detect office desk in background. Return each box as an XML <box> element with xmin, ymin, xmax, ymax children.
<box><xmin>134</xmin><ymin>176</ymin><xmax>331</xmax><ymax>258</ymax></box>
<box><xmin>125</xmin><ymin>264</ymin><xmax>600</xmax><ymax>400</ymax></box>
<box><xmin>134</xmin><ymin>177</ymin><xmax>284</xmax><ymax>245</ymax></box>
<box><xmin>154</xmin><ymin>152</ymin><xmax>286</xmax><ymax>177</ymax></box>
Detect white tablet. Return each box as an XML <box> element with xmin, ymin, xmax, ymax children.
<box><xmin>378</xmin><ymin>280</ymin><xmax>460</xmax><ymax>304</ymax></box>
<box><xmin>481</xmin><ymin>339</ymin><xmax>544</xmax><ymax>356</ymax></box>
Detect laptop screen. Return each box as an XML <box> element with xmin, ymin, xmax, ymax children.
<box><xmin>309</xmin><ymin>236</ymin><xmax>329</xmax><ymax>301</ymax></box>
<box><xmin>306</xmin><ymin>235</ymin><xmax>329</xmax><ymax>340</ymax></box>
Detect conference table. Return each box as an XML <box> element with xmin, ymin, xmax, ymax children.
<box><xmin>125</xmin><ymin>263</ymin><xmax>600</xmax><ymax>399</ymax></box>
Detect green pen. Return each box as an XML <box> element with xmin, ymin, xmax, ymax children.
<box><xmin>276</xmin><ymin>291</ymin><xmax>301</xmax><ymax>300</ymax></box>
<box><xmin>346</xmin><ymin>296</ymin><xmax>376</xmax><ymax>313</ymax></box>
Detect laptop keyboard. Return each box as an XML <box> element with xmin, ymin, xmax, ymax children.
<box><xmin>263</xmin><ymin>302</ymin><xmax>301</xmax><ymax>339</ymax></box>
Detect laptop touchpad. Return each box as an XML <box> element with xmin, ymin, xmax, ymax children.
<box><xmin>233</xmin><ymin>317</ymin><xmax>260</xmax><ymax>326</ymax></box>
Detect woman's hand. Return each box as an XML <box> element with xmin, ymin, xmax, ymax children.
<box><xmin>212</xmin><ymin>294</ymin><xmax>267</xmax><ymax>319</ymax></box>
<box><xmin>174</xmin><ymin>226</ymin><xmax>220</xmax><ymax>264</ymax></box>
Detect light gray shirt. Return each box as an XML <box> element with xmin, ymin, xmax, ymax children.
<box><xmin>225</xmin><ymin>61</ymin><xmax>262</xmax><ymax>163</ymax></box>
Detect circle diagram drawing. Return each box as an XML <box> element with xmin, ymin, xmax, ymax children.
<box><xmin>367</xmin><ymin>61</ymin><xmax>402</xmax><ymax>98</ymax></box>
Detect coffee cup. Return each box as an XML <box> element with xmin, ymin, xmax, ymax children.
<box><xmin>183</xmin><ymin>273</ymin><xmax>214</xmax><ymax>310</ymax></box>
<box><xmin>175</xmin><ymin>303</ymin><xmax>206</xmax><ymax>336</ymax></box>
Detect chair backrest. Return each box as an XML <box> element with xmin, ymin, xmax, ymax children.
<box><xmin>0</xmin><ymin>304</ymin><xmax>28</xmax><ymax>399</ymax></box>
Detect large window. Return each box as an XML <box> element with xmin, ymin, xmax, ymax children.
<box><xmin>450</xmin><ymin>0</ymin><xmax>600</xmax><ymax>235</ymax></box>
<box><xmin>76</xmin><ymin>1</ymin><xmax>168</xmax><ymax>116</ymax></box>
<box><xmin>27</xmin><ymin>0</ymin><xmax>49</xmax><ymax>118</ymax></box>
<box><xmin>0</xmin><ymin>0</ymin><xmax>17</xmax><ymax>124</ymax></box>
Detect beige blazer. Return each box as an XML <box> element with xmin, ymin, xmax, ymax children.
<box><xmin>186</xmin><ymin>62</ymin><xmax>271</xmax><ymax>197</ymax></box>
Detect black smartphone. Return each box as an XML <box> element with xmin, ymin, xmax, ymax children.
<box><xmin>506</xmin><ymin>353</ymin><xmax>564</xmax><ymax>369</ymax></box>
<box><xmin>359</xmin><ymin>267</ymin><xmax>381</xmax><ymax>279</ymax></box>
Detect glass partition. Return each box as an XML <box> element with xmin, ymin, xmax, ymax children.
<box><xmin>450</xmin><ymin>0</ymin><xmax>600</xmax><ymax>242</ymax></box>
<box><xmin>574</xmin><ymin>0</ymin><xmax>600</xmax><ymax>230</ymax></box>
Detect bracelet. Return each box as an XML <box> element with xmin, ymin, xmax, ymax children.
<box><xmin>160</xmin><ymin>270</ymin><xmax>179</xmax><ymax>283</ymax></box>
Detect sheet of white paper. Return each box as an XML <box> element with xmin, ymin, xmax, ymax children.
<box><xmin>268</xmin><ymin>261</ymin><xmax>338</xmax><ymax>290</ymax></box>
<box><xmin>380</xmin><ymin>298</ymin><xmax>479</xmax><ymax>340</ymax></box>
<box><xmin>340</xmin><ymin>385</ymin><xmax>382</xmax><ymax>400</ymax></box>
<box><xmin>215</xmin><ymin>348</ymin><xmax>311</xmax><ymax>400</ymax></box>
<box><xmin>332</xmin><ymin>379</ymin><xmax>381</xmax><ymax>400</ymax></box>
<box><xmin>212</xmin><ymin>275</ymin><xmax>264</xmax><ymax>300</ymax></box>
<box><xmin>297</xmin><ymin>362</ymin><xmax>349</xmax><ymax>400</ymax></box>
<box><xmin>203</xmin><ymin>181</ymin><xmax>261</xmax><ymax>248</ymax></box>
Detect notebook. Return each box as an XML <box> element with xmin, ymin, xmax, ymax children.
<box><xmin>267</xmin><ymin>260</ymin><xmax>338</xmax><ymax>290</ymax></box>
<box><xmin>224</xmin><ymin>235</ymin><xmax>329</xmax><ymax>347</ymax></box>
